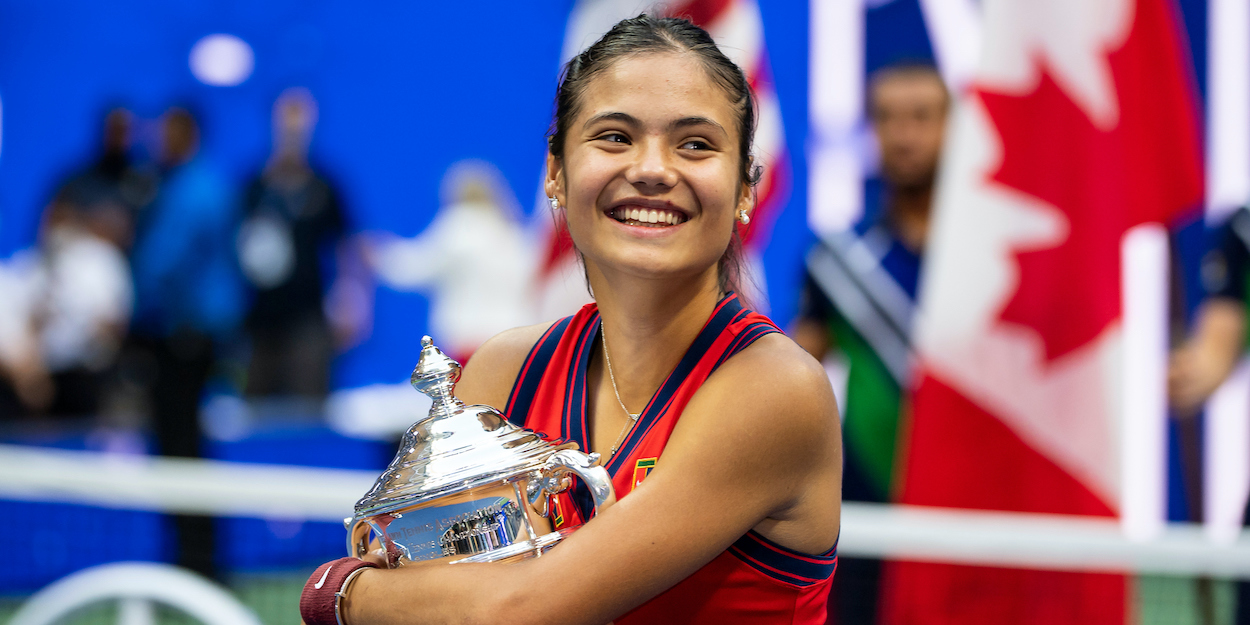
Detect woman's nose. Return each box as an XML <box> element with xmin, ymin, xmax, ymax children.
<box><xmin>626</xmin><ymin>139</ymin><xmax>678</xmax><ymax>189</ymax></box>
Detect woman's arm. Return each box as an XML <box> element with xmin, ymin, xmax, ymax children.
<box><xmin>342</xmin><ymin>334</ymin><xmax>841</xmax><ymax>625</ymax></box>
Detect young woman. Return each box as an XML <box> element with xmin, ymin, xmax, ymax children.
<box><xmin>301</xmin><ymin>15</ymin><xmax>841</xmax><ymax>625</ymax></box>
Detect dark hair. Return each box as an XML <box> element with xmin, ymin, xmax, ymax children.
<box><xmin>548</xmin><ymin>14</ymin><xmax>760</xmax><ymax>298</ymax></box>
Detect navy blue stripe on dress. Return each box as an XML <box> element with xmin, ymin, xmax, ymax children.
<box><xmin>605</xmin><ymin>294</ymin><xmax>744</xmax><ymax>475</ymax></box>
<box><xmin>716</xmin><ymin>307</ymin><xmax>754</xmax><ymax>361</ymax></box>
<box><xmin>563</xmin><ymin>313</ymin><xmax>600</xmax><ymax>451</ymax></box>
<box><xmin>713</xmin><ymin>321</ymin><xmax>781</xmax><ymax>371</ymax></box>
<box><xmin>720</xmin><ymin>317</ymin><xmax>765</xmax><ymax>362</ymax></box>
<box><xmin>726</xmin><ymin>531</ymin><xmax>838</xmax><ymax>587</ymax></box>
<box><xmin>506</xmin><ymin>316</ymin><xmax>574</xmax><ymax>427</ymax></box>
<box><xmin>726</xmin><ymin>545</ymin><xmax>814</xmax><ymax>587</ymax></box>
<box><xmin>564</xmin><ymin>314</ymin><xmax>601</xmax><ymax>520</ymax></box>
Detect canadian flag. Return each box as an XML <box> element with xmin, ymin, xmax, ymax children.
<box><xmin>531</xmin><ymin>0</ymin><xmax>788</xmax><ymax>320</ymax></box>
<box><xmin>881</xmin><ymin>0</ymin><xmax>1203</xmax><ymax>623</ymax></box>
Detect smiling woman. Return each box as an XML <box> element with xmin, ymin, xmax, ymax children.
<box><xmin>553</xmin><ymin>50</ymin><xmax>749</xmax><ymax>299</ymax></box>
<box><xmin>300</xmin><ymin>15</ymin><xmax>841</xmax><ymax>625</ymax></box>
<box><xmin>547</xmin><ymin>18</ymin><xmax>762</xmax><ymax>300</ymax></box>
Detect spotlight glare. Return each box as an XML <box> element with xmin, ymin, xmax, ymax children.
<box><xmin>189</xmin><ymin>34</ymin><xmax>254</xmax><ymax>87</ymax></box>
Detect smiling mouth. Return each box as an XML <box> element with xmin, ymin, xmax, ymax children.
<box><xmin>609</xmin><ymin>207</ymin><xmax>688</xmax><ymax>227</ymax></box>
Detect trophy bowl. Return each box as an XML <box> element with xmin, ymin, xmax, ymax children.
<box><xmin>344</xmin><ymin>336</ymin><xmax>616</xmax><ymax>567</ymax></box>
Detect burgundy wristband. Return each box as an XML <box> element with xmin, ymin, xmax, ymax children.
<box><xmin>300</xmin><ymin>557</ymin><xmax>378</xmax><ymax>625</ymax></box>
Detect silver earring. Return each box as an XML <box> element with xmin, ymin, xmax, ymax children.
<box><xmin>738</xmin><ymin>210</ymin><xmax>751</xmax><ymax>225</ymax></box>
<box><xmin>548</xmin><ymin>196</ymin><xmax>560</xmax><ymax>211</ymax></box>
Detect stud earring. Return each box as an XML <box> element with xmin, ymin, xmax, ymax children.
<box><xmin>548</xmin><ymin>196</ymin><xmax>560</xmax><ymax>211</ymax></box>
<box><xmin>738</xmin><ymin>210</ymin><xmax>751</xmax><ymax>225</ymax></box>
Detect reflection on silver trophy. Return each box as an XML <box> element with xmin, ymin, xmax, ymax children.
<box><xmin>344</xmin><ymin>336</ymin><xmax>616</xmax><ymax>566</ymax></box>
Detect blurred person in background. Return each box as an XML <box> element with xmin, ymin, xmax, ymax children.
<box><xmin>127</xmin><ymin>106</ymin><xmax>244</xmax><ymax>579</ymax></box>
<box><xmin>48</xmin><ymin>108</ymin><xmax>157</xmax><ymax>250</ymax></box>
<box><xmin>0</xmin><ymin>251</ymin><xmax>53</xmax><ymax>417</ymax></box>
<box><xmin>1170</xmin><ymin>207</ymin><xmax>1249</xmax><ymax>415</ymax></box>
<box><xmin>236</xmin><ymin>87</ymin><xmax>362</xmax><ymax>403</ymax></box>
<box><xmin>0</xmin><ymin>108</ymin><xmax>146</xmax><ymax>419</ymax></box>
<box><xmin>29</xmin><ymin>198</ymin><xmax>134</xmax><ymax>418</ymax></box>
<box><xmin>366</xmin><ymin>159</ymin><xmax>535</xmax><ymax>362</ymax></box>
<box><xmin>791</xmin><ymin>61</ymin><xmax>948</xmax><ymax>625</ymax></box>
<box><xmin>38</xmin><ymin>108</ymin><xmax>148</xmax><ymax>417</ymax></box>
<box><xmin>1169</xmin><ymin>205</ymin><xmax>1250</xmax><ymax>625</ymax></box>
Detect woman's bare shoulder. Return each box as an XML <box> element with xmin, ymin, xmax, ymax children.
<box><xmin>723</xmin><ymin>332</ymin><xmax>833</xmax><ymax>402</ymax></box>
<box><xmin>454</xmin><ymin>321</ymin><xmax>556</xmax><ymax>408</ymax></box>
<box><xmin>697</xmin><ymin>331</ymin><xmax>839</xmax><ymax>442</ymax></box>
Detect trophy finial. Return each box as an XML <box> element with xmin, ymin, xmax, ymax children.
<box><xmin>411</xmin><ymin>335</ymin><xmax>463</xmax><ymax>416</ymax></box>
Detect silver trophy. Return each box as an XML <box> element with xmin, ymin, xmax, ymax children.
<box><xmin>345</xmin><ymin>336</ymin><xmax>616</xmax><ymax>567</ymax></box>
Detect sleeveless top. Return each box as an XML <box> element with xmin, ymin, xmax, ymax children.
<box><xmin>505</xmin><ymin>294</ymin><xmax>837</xmax><ymax>624</ymax></box>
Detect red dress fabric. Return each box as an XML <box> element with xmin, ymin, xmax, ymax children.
<box><xmin>505</xmin><ymin>294</ymin><xmax>837</xmax><ymax>624</ymax></box>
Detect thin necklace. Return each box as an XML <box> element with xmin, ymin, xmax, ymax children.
<box><xmin>601</xmin><ymin>330</ymin><xmax>641</xmax><ymax>460</ymax></box>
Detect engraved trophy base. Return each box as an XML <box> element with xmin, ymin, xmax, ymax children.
<box><xmin>351</xmin><ymin>482</ymin><xmax>556</xmax><ymax>568</ymax></box>
<box><xmin>450</xmin><ymin>527</ymin><xmax>576</xmax><ymax>564</ymax></box>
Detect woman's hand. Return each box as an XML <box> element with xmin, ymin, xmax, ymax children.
<box><xmin>359</xmin><ymin>537</ymin><xmax>388</xmax><ymax>568</ymax></box>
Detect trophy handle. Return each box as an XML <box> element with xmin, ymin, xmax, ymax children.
<box><xmin>538</xmin><ymin>449</ymin><xmax>618</xmax><ymax>514</ymax></box>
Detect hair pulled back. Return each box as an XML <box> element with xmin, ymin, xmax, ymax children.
<box><xmin>547</xmin><ymin>14</ymin><xmax>761</xmax><ymax>298</ymax></box>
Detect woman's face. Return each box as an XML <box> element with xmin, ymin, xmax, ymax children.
<box><xmin>547</xmin><ymin>51</ymin><xmax>750</xmax><ymax>289</ymax></box>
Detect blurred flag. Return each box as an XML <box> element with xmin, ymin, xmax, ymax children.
<box><xmin>531</xmin><ymin>0</ymin><xmax>788</xmax><ymax>319</ymax></box>
<box><xmin>882</xmin><ymin>0</ymin><xmax>1203</xmax><ymax>623</ymax></box>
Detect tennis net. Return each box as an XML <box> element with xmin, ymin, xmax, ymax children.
<box><xmin>0</xmin><ymin>441</ymin><xmax>1247</xmax><ymax>624</ymax></box>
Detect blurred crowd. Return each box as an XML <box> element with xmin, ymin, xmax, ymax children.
<box><xmin>0</xmin><ymin>85</ymin><xmax>547</xmax><ymax>440</ymax></box>
<box><xmin>0</xmin><ymin>88</ymin><xmax>373</xmax><ymax>578</ymax></box>
<box><xmin>0</xmin><ymin>88</ymin><xmax>366</xmax><ymax>430</ymax></box>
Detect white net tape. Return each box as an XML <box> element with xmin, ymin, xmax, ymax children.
<box><xmin>1</xmin><ymin>443</ymin><xmax>1247</xmax><ymax>578</ymax></box>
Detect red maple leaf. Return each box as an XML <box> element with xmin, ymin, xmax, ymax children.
<box><xmin>979</xmin><ymin>0</ymin><xmax>1202</xmax><ymax>362</ymax></box>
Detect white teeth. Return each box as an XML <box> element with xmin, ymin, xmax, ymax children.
<box><xmin>612</xmin><ymin>207</ymin><xmax>685</xmax><ymax>226</ymax></box>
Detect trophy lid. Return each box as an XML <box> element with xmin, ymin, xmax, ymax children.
<box><xmin>351</xmin><ymin>336</ymin><xmax>573</xmax><ymax>519</ymax></box>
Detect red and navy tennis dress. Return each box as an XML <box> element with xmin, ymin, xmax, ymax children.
<box><xmin>504</xmin><ymin>293</ymin><xmax>838</xmax><ymax>624</ymax></box>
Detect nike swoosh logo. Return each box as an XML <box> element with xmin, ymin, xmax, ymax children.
<box><xmin>314</xmin><ymin>566</ymin><xmax>332</xmax><ymax>589</ymax></box>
